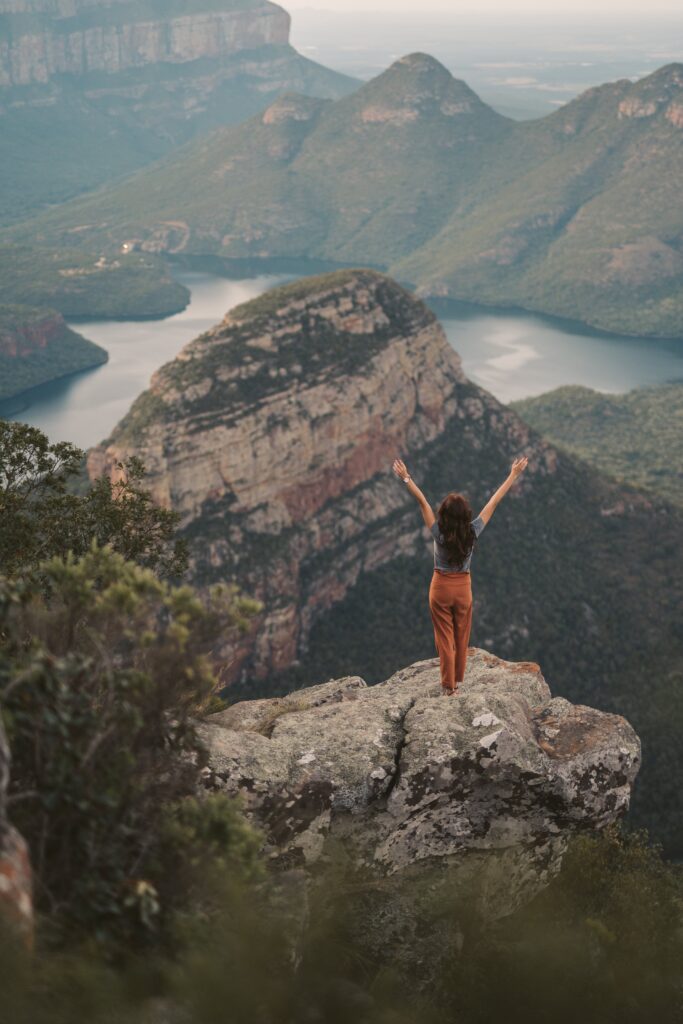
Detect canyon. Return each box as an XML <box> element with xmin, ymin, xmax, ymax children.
<box><xmin>86</xmin><ymin>268</ymin><xmax>683</xmax><ymax>850</ymax></box>
<box><xmin>86</xmin><ymin>269</ymin><xmax>683</xmax><ymax>698</ymax></box>
<box><xmin>20</xmin><ymin>54</ymin><xmax>683</xmax><ymax>337</ymax></box>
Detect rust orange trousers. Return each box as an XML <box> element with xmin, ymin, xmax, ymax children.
<box><xmin>428</xmin><ymin>570</ymin><xmax>473</xmax><ymax>690</ymax></box>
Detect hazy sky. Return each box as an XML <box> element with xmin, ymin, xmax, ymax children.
<box><xmin>286</xmin><ymin>0</ymin><xmax>682</xmax><ymax>15</ymax></box>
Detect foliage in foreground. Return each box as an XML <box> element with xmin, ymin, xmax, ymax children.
<box><xmin>0</xmin><ymin>420</ymin><xmax>187</xmax><ymax>578</ymax></box>
<box><xmin>0</xmin><ymin>545</ymin><xmax>259</xmax><ymax>944</ymax></box>
<box><xmin>0</xmin><ymin>825</ymin><xmax>681</xmax><ymax>1024</ymax></box>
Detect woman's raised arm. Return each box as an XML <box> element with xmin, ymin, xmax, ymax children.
<box><xmin>478</xmin><ymin>456</ymin><xmax>528</xmax><ymax>525</ymax></box>
<box><xmin>392</xmin><ymin>459</ymin><xmax>436</xmax><ymax>530</ymax></box>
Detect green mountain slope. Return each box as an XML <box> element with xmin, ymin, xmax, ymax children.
<box><xmin>0</xmin><ymin>305</ymin><xmax>107</xmax><ymax>401</ymax></box>
<box><xmin>0</xmin><ymin>244</ymin><xmax>188</xmax><ymax>319</ymax></box>
<box><xmin>512</xmin><ymin>383</ymin><xmax>683</xmax><ymax>507</ymax></box>
<box><xmin>6</xmin><ymin>56</ymin><xmax>683</xmax><ymax>335</ymax></box>
<box><xmin>0</xmin><ymin>0</ymin><xmax>357</xmax><ymax>226</ymax></box>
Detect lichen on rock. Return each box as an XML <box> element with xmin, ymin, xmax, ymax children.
<box><xmin>200</xmin><ymin>649</ymin><xmax>640</xmax><ymax>917</ymax></box>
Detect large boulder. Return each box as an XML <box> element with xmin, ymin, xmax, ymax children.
<box><xmin>200</xmin><ymin>649</ymin><xmax>640</xmax><ymax>918</ymax></box>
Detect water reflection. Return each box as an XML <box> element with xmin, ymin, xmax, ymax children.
<box><xmin>4</xmin><ymin>271</ymin><xmax>683</xmax><ymax>449</ymax></box>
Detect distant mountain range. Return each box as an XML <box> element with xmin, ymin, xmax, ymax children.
<box><xmin>0</xmin><ymin>0</ymin><xmax>356</xmax><ymax>226</ymax></box>
<box><xmin>7</xmin><ymin>53</ymin><xmax>683</xmax><ymax>338</ymax></box>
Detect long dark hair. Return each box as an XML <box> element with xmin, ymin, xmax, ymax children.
<box><xmin>436</xmin><ymin>493</ymin><xmax>476</xmax><ymax>566</ymax></box>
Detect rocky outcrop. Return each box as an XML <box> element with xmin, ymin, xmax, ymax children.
<box><xmin>0</xmin><ymin>307</ymin><xmax>70</xmax><ymax>358</ymax></box>
<box><xmin>200</xmin><ymin>650</ymin><xmax>640</xmax><ymax>917</ymax></box>
<box><xmin>0</xmin><ymin>305</ymin><xmax>107</xmax><ymax>402</ymax></box>
<box><xmin>87</xmin><ymin>270</ymin><xmax>556</xmax><ymax>683</ymax></box>
<box><xmin>0</xmin><ymin>1</ymin><xmax>290</xmax><ymax>87</ymax></box>
<box><xmin>86</xmin><ymin>268</ymin><xmax>683</xmax><ymax>709</ymax></box>
<box><xmin>0</xmin><ymin>717</ymin><xmax>32</xmax><ymax>942</ymax></box>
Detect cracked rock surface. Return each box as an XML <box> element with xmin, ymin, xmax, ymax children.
<box><xmin>200</xmin><ymin>649</ymin><xmax>640</xmax><ymax>898</ymax></box>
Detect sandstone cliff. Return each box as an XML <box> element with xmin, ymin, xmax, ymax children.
<box><xmin>0</xmin><ymin>304</ymin><xmax>107</xmax><ymax>401</ymax></box>
<box><xmin>87</xmin><ymin>270</ymin><xmax>554</xmax><ymax>682</ymax></box>
<box><xmin>86</xmin><ymin>269</ymin><xmax>683</xmax><ymax>716</ymax></box>
<box><xmin>201</xmin><ymin>650</ymin><xmax>640</xmax><ymax>920</ymax></box>
<box><xmin>0</xmin><ymin>0</ymin><xmax>290</xmax><ymax>87</ymax></box>
<box><xmin>0</xmin><ymin>0</ymin><xmax>356</xmax><ymax>226</ymax></box>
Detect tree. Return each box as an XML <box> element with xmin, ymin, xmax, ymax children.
<box><xmin>0</xmin><ymin>420</ymin><xmax>186</xmax><ymax>578</ymax></box>
<box><xmin>0</xmin><ymin>545</ymin><xmax>260</xmax><ymax>943</ymax></box>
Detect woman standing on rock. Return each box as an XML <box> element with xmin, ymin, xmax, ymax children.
<box><xmin>392</xmin><ymin>456</ymin><xmax>528</xmax><ymax>695</ymax></box>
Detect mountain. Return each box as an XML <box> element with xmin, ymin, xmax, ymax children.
<box><xmin>9</xmin><ymin>57</ymin><xmax>683</xmax><ymax>336</ymax></box>
<box><xmin>0</xmin><ymin>0</ymin><xmax>357</xmax><ymax>225</ymax></box>
<box><xmin>0</xmin><ymin>305</ymin><xmax>106</xmax><ymax>402</ymax></box>
<box><xmin>87</xmin><ymin>268</ymin><xmax>683</xmax><ymax>850</ymax></box>
<box><xmin>512</xmin><ymin>383</ymin><xmax>683</xmax><ymax>507</ymax></box>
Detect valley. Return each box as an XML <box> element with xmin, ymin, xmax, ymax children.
<box><xmin>7</xmin><ymin>55</ymin><xmax>683</xmax><ymax>338</ymax></box>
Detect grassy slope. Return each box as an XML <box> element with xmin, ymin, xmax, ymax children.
<box><xmin>511</xmin><ymin>383</ymin><xmax>683</xmax><ymax>506</ymax></box>
<box><xmin>0</xmin><ymin>305</ymin><xmax>107</xmax><ymax>400</ymax></box>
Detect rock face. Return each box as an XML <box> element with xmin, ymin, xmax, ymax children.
<box><xmin>86</xmin><ymin>268</ymin><xmax>683</xmax><ymax>713</ymax></box>
<box><xmin>0</xmin><ymin>1</ymin><xmax>288</xmax><ymax>87</ymax></box>
<box><xmin>0</xmin><ymin>717</ymin><xmax>32</xmax><ymax>941</ymax></box>
<box><xmin>0</xmin><ymin>0</ymin><xmax>355</xmax><ymax>226</ymax></box>
<box><xmin>0</xmin><ymin>305</ymin><xmax>107</xmax><ymax>402</ymax></box>
<box><xmin>87</xmin><ymin>270</ymin><xmax>555</xmax><ymax>682</ymax></box>
<box><xmin>200</xmin><ymin>650</ymin><xmax>640</xmax><ymax>915</ymax></box>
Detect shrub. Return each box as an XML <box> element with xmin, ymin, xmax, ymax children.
<box><xmin>0</xmin><ymin>420</ymin><xmax>186</xmax><ymax>578</ymax></box>
<box><xmin>0</xmin><ymin>545</ymin><xmax>259</xmax><ymax>945</ymax></box>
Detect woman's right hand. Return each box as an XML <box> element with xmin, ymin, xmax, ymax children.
<box><xmin>393</xmin><ymin>458</ymin><xmax>410</xmax><ymax>481</ymax></box>
<box><xmin>509</xmin><ymin>456</ymin><xmax>529</xmax><ymax>480</ymax></box>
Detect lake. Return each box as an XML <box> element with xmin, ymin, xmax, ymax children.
<box><xmin>5</xmin><ymin>268</ymin><xmax>683</xmax><ymax>450</ymax></box>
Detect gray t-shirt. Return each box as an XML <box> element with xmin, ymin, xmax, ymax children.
<box><xmin>431</xmin><ymin>515</ymin><xmax>486</xmax><ymax>573</ymax></box>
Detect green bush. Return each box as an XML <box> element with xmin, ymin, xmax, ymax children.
<box><xmin>2</xmin><ymin>824</ymin><xmax>680</xmax><ymax>1024</ymax></box>
<box><xmin>0</xmin><ymin>545</ymin><xmax>259</xmax><ymax>945</ymax></box>
<box><xmin>0</xmin><ymin>420</ymin><xmax>187</xmax><ymax>579</ymax></box>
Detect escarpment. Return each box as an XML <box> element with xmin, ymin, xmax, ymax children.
<box><xmin>88</xmin><ymin>270</ymin><xmax>555</xmax><ymax>683</ymax></box>
<box><xmin>87</xmin><ymin>269</ymin><xmax>683</xmax><ymax>705</ymax></box>
<box><xmin>201</xmin><ymin>650</ymin><xmax>641</xmax><ymax>918</ymax></box>
<box><xmin>0</xmin><ymin>0</ymin><xmax>356</xmax><ymax>226</ymax></box>
<box><xmin>0</xmin><ymin>305</ymin><xmax>107</xmax><ymax>401</ymax></box>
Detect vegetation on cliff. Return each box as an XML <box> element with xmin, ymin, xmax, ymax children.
<box><xmin>0</xmin><ymin>244</ymin><xmax>189</xmax><ymax>320</ymax></box>
<box><xmin>0</xmin><ymin>824</ymin><xmax>682</xmax><ymax>1022</ymax></box>
<box><xmin>512</xmin><ymin>382</ymin><xmax>683</xmax><ymax>507</ymax></box>
<box><xmin>0</xmin><ymin>0</ymin><xmax>356</xmax><ymax>228</ymax></box>
<box><xmin>8</xmin><ymin>57</ymin><xmax>683</xmax><ymax>334</ymax></box>
<box><xmin>0</xmin><ymin>421</ymin><xmax>187</xmax><ymax>577</ymax></box>
<box><xmin>0</xmin><ymin>305</ymin><xmax>107</xmax><ymax>402</ymax></box>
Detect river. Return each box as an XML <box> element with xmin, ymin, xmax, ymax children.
<box><xmin>4</xmin><ymin>268</ymin><xmax>683</xmax><ymax>450</ymax></box>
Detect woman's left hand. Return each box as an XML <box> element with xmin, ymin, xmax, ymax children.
<box><xmin>393</xmin><ymin>458</ymin><xmax>410</xmax><ymax>481</ymax></box>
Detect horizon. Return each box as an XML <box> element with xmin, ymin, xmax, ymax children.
<box><xmin>286</xmin><ymin>0</ymin><xmax>683</xmax><ymax>16</ymax></box>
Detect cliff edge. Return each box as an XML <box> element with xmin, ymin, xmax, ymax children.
<box><xmin>201</xmin><ymin>650</ymin><xmax>640</xmax><ymax>916</ymax></box>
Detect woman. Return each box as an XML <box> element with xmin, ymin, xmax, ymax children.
<box><xmin>392</xmin><ymin>456</ymin><xmax>529</xmax><ymax>695</ymax></box>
